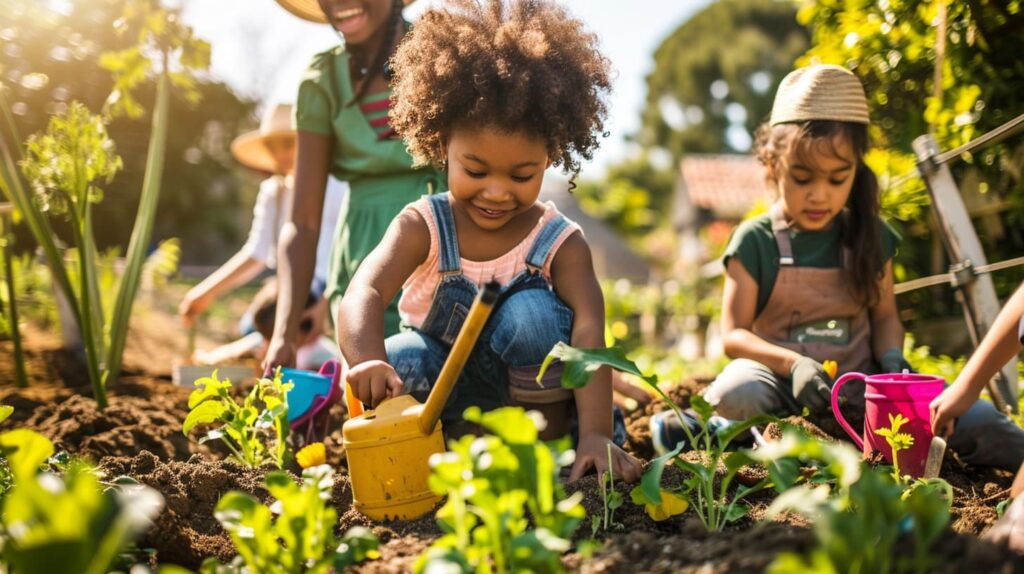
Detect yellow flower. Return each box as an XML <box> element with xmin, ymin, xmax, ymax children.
<box><xmin>611</xmin><ymin>321</ymin><xmax>630</xmax><ymax>340</ymax></box>
<box><xmin>823</xmin><ymin>360</ymin><xmax>838</xmax><ymax>379</ymax></box>
<box><xmin>296</xmin><ymin>442</ymin><xmax>327</xmax><ymax>469</ymax></box>
<box><xmin>644</xmin><ymin>489</ymin><xmax>689</xmax><ymax>522</ymax></box>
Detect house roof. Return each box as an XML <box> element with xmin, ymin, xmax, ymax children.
<box><xmin>678</xmin><ymin>154</ymin><xmax>767</xmax><ymax>217</ymax></box>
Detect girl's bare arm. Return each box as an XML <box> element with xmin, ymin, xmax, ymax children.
<box><xmin>720</xmin><ymin>257</ymin><xmax>803</xmax><ymax>376</ymax></box>
<box><xmin>336</xmin><ymin>209</ymin><xmax>430</xmax><ymax>366</ymax></box>
<box><xmin>551</xmin><ymin>233</ymin><xmax>641</xmax><ymax>483</ymax></box>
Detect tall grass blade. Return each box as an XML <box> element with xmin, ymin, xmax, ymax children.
<box><xmin>105</xmin><ymin>69</ymin><xmax>170</xmax><ymax>384</ymax></box>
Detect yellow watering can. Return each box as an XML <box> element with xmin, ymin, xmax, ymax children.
<box><xmin>343</xmin><ymin>282</ymin><xmax>500</xmax><ymax>520</ymax></box>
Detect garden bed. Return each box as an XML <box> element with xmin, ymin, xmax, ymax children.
<box><xmin>2</xmin><ymin>320</ymin><xmax>1023</xmax><ymax>572</ymax></box>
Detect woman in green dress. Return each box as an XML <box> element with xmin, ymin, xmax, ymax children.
<box><xmin>264</xmin><ymin>0</ymin><xmax>445</xmax><ymax>370</ymax></box>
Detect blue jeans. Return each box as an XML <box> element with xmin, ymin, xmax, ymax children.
<box><xmin>388</xmin><ymin>286</ymin><xmax>572</xmax><ymax>424</ymax></box>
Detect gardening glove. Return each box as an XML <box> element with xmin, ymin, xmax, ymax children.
<box><xmin>880</xmin><ymin>347</ymin><xmax>913</xmax><ymax>374</ymax></box>
<box><xmin>790</xmin><ymin>356</ymin><xmax>833</xmax><ymax>414</ymax></box>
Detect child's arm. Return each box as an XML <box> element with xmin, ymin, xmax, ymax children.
<box><xmin>550</xmin><ymin>233</ymin><xmax>641</xmax><ymax>483</ymax></box>
<box><xmin>179</xmin><ymin>252</ymin><xmax>265</xmax><ymax>326</ymax></box>
<box><xmin>931</xmin><ymin>282</ymin><xmax>1024</xmax><ymax>437</ymax></box>
<box><xmin>868</xmin><ymin>261</ymin><xmax>909</xmax><ymax>371</ymax></box>
<box><xmin>336</xmin><ymin>209</ymin><xmax>430</xmax><ymax>407</ymax></box>
<box><xmin>265</xmin><ymin>131</ymin><xmax>331</xmax><ymax>371</ymax></box>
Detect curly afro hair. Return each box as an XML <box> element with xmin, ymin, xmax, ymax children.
<box><xmin>389</xmin><ymin>0</ymin><xmax>611</xmax><ymax>176</ymax></box>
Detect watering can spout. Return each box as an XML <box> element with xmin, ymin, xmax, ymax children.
<box><xmin>418</xmin><ymin>281</ymin><xmax>502</xmax><ymax>436</ymax></box>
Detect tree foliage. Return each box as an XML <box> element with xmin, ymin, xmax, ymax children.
<box><xmin>575</xmin><ymin>0</ymin><xmax>808</xmax><ymax>248</ymax></box>
<box><xmin>0</xmin><ymin>0</ymin><xmax>258</xmax><ymax>261</ymax></box>
<box><xmin>638</xmin><ymin>0</ymin><xmax>809</xmax><ymax>157</ymax></box>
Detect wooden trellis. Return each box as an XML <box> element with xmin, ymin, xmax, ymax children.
<box><xmin>902</xmin><ymin>114</ymin><xmax>1024</xmax><ymax>413</ymax></box>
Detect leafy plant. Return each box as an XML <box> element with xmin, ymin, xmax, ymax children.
<box><xmin>201</xmin><ymin>465</ymin><xmax>379</xmax><ymax>573</ymax></box>
<box><xmin>0</xmin><ymin>1</ymin><xmax>209</xmax><ymax>407</ymax></box>
<box><xmin>183</xmin><ymin>370</ymin><xmax>293</xmax><ymax>469</ymax></box>
<box><xmin>753</xmin><ymin>430</ymin><xmax>951</xmax><ymax>574</ymax></box>
<box><xmin>591</xmin><ymin>443</ymin><xmax>625</xmax><ymax>535</ymax></box>
<box><xmin>415</xmin><ymin>406</ymin><xmax>585</xmax><ymax>574</ymax></box>
<box><xmin>542</xmin><ymin>343</ymin><xmax>774</xmax><ymax>530</ymax></box>
<box><xmin>0</xmin><ymin>428</ymin><xmax>163</xmax><ymax>574</ymax></box>
<box><xmin>18</xmin><ymin>102</ymin><xmax>122</xmax><ymax>407</ymax></box>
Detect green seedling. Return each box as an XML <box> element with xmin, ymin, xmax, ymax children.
<box><xmin>183</xmin><ymin>369</ymin><xmax>293</xmax><ymax>469</ymax></box>
<box><xmin>202</xmin><ymin>465</ymin><xmax>379</xmax><ymax>574</ymax></box>
<box><xmin>415</xmin><ymin>406</ymin><xmax>584</xmax><ymax>574</ymax></box>
<box><xmin>755</xmin><ymin>430</ymin><xmax>950</xmax><ymax>574</ymax></box>
<box><xmin>592</xmin><ymin>443</ymin><xmax>625</xmax><ymax>535</ymax></box>
<box><xmin>542</xmin><ymin>343</ymin><xmax>775</xmax><ymax>530</ymax></box>
<box><xmin>0</xmin><ymin>429</ymin><xmax>163</xmax><ymax>574</ymax></box>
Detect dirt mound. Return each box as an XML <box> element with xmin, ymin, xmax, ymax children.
<box><xmin>20</xmin><ymin>392</ymin><xmax>193</xmax><ymax>461</ymax></box>
<box><xmin>99</xmin><ymin>451</ymin><xmax>282</xmax><ymax>568</ymax></box>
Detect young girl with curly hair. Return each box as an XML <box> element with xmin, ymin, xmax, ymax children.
<box><xmin>336</xmin><ymin>0</ymin><xmax>641</xmax><ymax>482</ymax></box>
<box><xmin>651</xmin><ymin>65</ymin><xmax>1024</xmax><ymax>471</ymax></box>
<box><xmin>264</xmin><ymin>0</ymin><xmax>447</xmax><ymax>371</ymax></box>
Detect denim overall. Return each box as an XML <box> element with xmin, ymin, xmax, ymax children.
<box><xmin>386</xmin><ymin>194</ymin><xmax>626</xmax><ymax>445</ymax></box>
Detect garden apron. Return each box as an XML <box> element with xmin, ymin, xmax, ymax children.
<box><xmin>751</xmin><ymin>203</ymin><xmax>874</xmax><ymax>386</ymax></box>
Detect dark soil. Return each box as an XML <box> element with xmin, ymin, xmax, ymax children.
<box><xmin>3</xmin><ymin>316</ymin><xmax>1024</xmax><ymax>571</ymax></box>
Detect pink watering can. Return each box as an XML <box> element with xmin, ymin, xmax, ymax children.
<box><xmin>831</xmin><ymin>372</ymin><xmax>945</xmax><ymax>478</ymax></box>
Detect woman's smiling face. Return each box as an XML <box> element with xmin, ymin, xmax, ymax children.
<box><xmin>446</xmin><ymin>125</ymin><xmax>551</xmax><ymax>232</ymax></box>
<box><xmin>317</xmin><ymin>0</ymin><xmax>393</xmax><ymax>46</ymax></box>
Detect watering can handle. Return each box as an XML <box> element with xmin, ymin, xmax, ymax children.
<box><xmin>831</xmin><ymin>372</ymin><xmax>866</xmax><ymax>450</ymax></box>
<box><xmin>418</xmin><ymin>281</ymin><xmax>501</xmax><ymax>436</ymax></box>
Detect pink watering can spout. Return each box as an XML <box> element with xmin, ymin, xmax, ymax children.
<box><xmin>831</xmin><ymin>371</ymin><xmax>946</xmax><ymax>478</ymax></box>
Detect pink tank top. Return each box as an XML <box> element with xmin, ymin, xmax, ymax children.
<box><xmin>398</xmin><ymin>196</ymin><xmax>581</xmax><ymax>328</ymax></box>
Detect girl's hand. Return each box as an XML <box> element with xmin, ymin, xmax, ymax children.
<box><xmin>930</xmin><ymin>383</ymin><xmax>976</xmax><ymax>438</ymax></box>
<box><xmin>178</xmin><ymin>289</ymin><xmax>213</xmax><ymax>327</ymax></box>
<box><xmin>347</xmin><ymin>359</ymin><xmax>403</xmax><ymax>408</ymax></box>
<box><xmin>262</xmin><ymin>336</ymin><xmax>297</xmax><ymax>372</ymax></box>
<box><xmin>569</xmin><ymin>433</ymin><xmax>642</xmax><ymax>483</ymax></box>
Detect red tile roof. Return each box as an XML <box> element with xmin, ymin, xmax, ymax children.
<box><xmin>680</xmin><ymin>154</ymin><xmax>767</xmax><ymax>213</ymax></box>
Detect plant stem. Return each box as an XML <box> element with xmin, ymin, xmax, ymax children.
<box><xmin>68</xmin><ymin>202</ymin><xmax>106</xmax><ymax>409</ymax></box>
<box><xmin>0</xmin><ymin>211</ymin><xmax>27</xmax><ymax>387</ymax></box>
<box><xmin>105</xmin><ymin>60</ymin><xmax>170</xmax><ymax>385</ymax></box>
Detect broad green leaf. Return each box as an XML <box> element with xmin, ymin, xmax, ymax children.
<box><xmin>635</xmin><ymin>442</ymin><xmax>683</xmax><ymax>505</ymax></box>
<box><xmin>0</xmin><ymin>404</ymin><xmax>13</xmax><ymax>423</ymax></box>
<box><xmin>182</xmin><ymin>400</ymin><xmax>227</xmax><ymax>436</ymax></box>
<box><xmin>541</xmin><ymin>343</ymin><xmax>658</xmax><ymax>389</ymax></box>
<box><xmin>188</xmin><ymin>376</ymin><xmax>228</xmax><ymax>409</ymax></box>
<box><xmin>0</xmin><ymin>429</ymin><xmax>54</xmax><ymax>478</ymax></box>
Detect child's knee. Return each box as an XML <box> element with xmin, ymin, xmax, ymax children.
<box><xmin>490</xmin><ymin>290</ymin><xmax>572</xmax><ymax>365</ymax></box>
<box><xmin>385</xmin><ymin>331</ymin><xmax>445</xmax><ymax>398</ymax></box>
<box><xmin>705</xmin><ymin>378</ymin><xmax>780</xmax><ymax>420</ymax></box>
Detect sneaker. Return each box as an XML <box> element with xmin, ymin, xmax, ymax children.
<box><xmin>650</xmin><ymin>410</ymin><xmax>702</xmax><ymax>456</ymax></box>
<box><xmin>649</xmin><ymin>410</ymin><xmax>748</xmax><ymax>456</ymax></box>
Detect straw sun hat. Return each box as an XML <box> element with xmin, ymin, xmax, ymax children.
<box><xmin>769</xmin><ymin>64</ymin><xmax>869</xmax><ymax>126</ymax></box>
<box><xmin>275</xmin><ymin>0</ymin><xmax>416</xmax><ymax>23</ymax></box>
<box><xmin>230</xmin><ymin>103</ymin><xmax>295</xmax><ymax>174</ymax></box>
